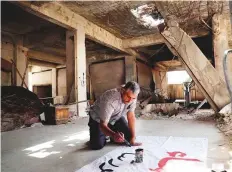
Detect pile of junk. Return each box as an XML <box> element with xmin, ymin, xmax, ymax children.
<box><xmin>1</xmin><ymin>86</ymin><xmax>81</xmax><ymax>132</ymax></box>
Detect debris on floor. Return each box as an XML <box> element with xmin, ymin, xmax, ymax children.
<box><xmin>219</xmin><ymin>103</ymin><xmax>232</xmax><ymax>114</ymax></box>
<box><xmin>1</xmin><ymin>86</ymin><xmax>43</xmax><ymax>132</ymax></box>
<box><xmin>216</xmin><ymin>103</ymin><xmax>232</xmax><ymax>136</ymax></box>
<box><xmin>141</xmin><ymin>103</ymin><xmax>179</xmax><ymax>117</ymax></box>
<box><xmin>137</xmin><ymin>102</ymin><xmax>214</xmax><ymax>121</ymax></box>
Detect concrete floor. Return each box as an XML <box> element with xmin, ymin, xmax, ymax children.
<box><xmin>2</xmin><ymin>118</ymin><xmax>231</xmax><ymax>172</ymax></box>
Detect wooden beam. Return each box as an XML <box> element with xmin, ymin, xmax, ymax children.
<box><xmin>29</xmin><ymin>59</ymin><xmax>57</xmax><ymax>68</ymax></box>
<box><xmin>159</xmin><ymin>23</ymin><xmax>230</xmax><ymax>111</ymax></box>
<box><xmin>28</xmin><ymin>50</ymin><xmax>65</xmax><ymax>64</ymax></box>
<box><xmin>155</xmin><ymin>63</ymin><xmax>167</xmax><ymax>71</ymax></box>
<box><xmin>35</xmin><ymin>46</ymin><xmax>66</xmax><ymax>57</ymax></box>
<box><xmin>123</xmin><ymin>34</ymin><xmax>164</xmax><ymax>48</ymax></box>
<box><xmin>14</xmin><ymin>1</ymin><xmax>134</xmax><ymax>55</ymax></box>
<box><xmin>123</xmin><ymin>29</ymin><xmax>209</xmax><ymax>48</ymax></box>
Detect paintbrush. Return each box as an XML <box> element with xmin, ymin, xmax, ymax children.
<box><xmin>124</xmin><ymin>138</ymin><xmax>131</xmax><ymax>147</ymax></box>
<box><xmin>118</xmin><ymin>132</ymin><xmax>131</xmax><ymax>147</ymax></box>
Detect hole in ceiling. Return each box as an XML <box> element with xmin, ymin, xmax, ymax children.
<box><xmin>131</xmin><ymin>4</ymin><xmax>164</xmax><ymax>29</ymax></box>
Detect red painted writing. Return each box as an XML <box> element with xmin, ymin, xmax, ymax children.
<box><xmin>149</xmin><ymin>151</ymin><xmax>201</xmax><ymax>172</ymax></box>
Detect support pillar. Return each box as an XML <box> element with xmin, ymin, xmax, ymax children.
<box><xmin>212</xmin><ymin>13</ymin><xmax>230</xmax><ymax>79</ymax></box>
<box><xmin>159</xmin><ymin>21</ymin><xmax>230</xmax><ymax>111</ymax></box>
<box><xmin>52</xmin><ymin>68</ymin><xmax>57</xmax><ymax>97</ymax></box>
<box><xmin>16</xmin><ymin>39</ymin><xmax>28</xmax><ymax>88</ymax></box>
<box><xmin>74</xmin><ymin>27</ymin><xmax>87</xmax><ymax>117</ymax></box>
<box><xmin>152</xmin><ymin>68</ymin><xmax>168</xmax><ymax>98</ymax></box>
<box><xmin>125</xmin><ymin>56</ymin><xmax>137</xmax><ymax>83</ymax></box>
<box><xmin>66</xmin><ymin>31</ymin><xmax>76</xmax><ymax>102</ymax></box>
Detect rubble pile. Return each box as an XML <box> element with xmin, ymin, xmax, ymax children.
<box><xmin>216</xmin><ymin>103</ymin><xmax>232</xmax><ymax>135</ymax></box>
<box><xmin>1</xmin><ymin>86</ymin><xmax>43</xmax><ymax>132</ymax></box>
<box><xmin>138</xmin><ymin>103</ymin><xmax>214</xmax><ymax>121</ymax></box>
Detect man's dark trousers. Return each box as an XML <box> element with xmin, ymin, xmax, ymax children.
<box><xmin>88</xmin><ymin>116</ymin><xmax>131</xmax><ymax>150</ymax></box>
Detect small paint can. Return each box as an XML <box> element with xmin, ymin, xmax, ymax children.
<box><xmin>135</xmin><ymin>148</ymin><xmax>143</xmax><ymax>163</ymax></box>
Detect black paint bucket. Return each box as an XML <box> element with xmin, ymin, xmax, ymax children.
<box><xmin>135</xmin><ymin>148</ymin><xmax>143</xmax><ymax>163</ymax></box>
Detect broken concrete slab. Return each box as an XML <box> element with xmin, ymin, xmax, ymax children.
<box><xmin>219</xmin><ymin>103</ymin><xmax>232</xmax><ymax>114</ymax></box>
<box><xmin>141</xmin><ymin>103</ymin><xmax>179</xmax><ymax>116</ymax></box>
<box><xmin>159</xmin><ymin>24</ymin><xmax>231</xmax><ymax>111</ymax></box>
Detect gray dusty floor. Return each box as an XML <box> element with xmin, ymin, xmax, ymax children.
<box><xmin>1</xmin><ymin>118</ymin><xmax>231</xmax><ymax>172</ymax></box>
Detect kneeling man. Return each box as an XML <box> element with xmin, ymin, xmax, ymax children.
<box><xmin>88</xmin><ymin>81</ymin><xmax>142</xmax><ymax>150</ymax></box>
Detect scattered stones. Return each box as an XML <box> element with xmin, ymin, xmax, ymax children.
<box><xmin>140</xmin><ymin>103</ymin><xmax>180</xmax><ymax>117</ymax></box>
<box><xmin>216</xmin><ymin>103</ymin><xmax>232</xmax><ymax>136</ymax></box>
<box><xmin>139</xmin><ymin>105</ymin><xmax>214</xmax><ymax>121</ymax></box>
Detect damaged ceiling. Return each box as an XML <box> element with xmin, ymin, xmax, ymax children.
<box><xmin>1</xmin><ymin>2</ymin><xmax>122</xmax><ymax>62</ymax></box>
<box><xmin>60</xmin><ymin>1</ymin><xmax>229</xmax><ymax>38</ymax></box>
<box><xmin>60</xmin><ymin>1</ymin><xmax>158</xmax><ymax>38</ymax></box>
<box><xmin>1</xmin><ymin>1</ymin><xmax>230</xmax><ymax>66</ymax></box>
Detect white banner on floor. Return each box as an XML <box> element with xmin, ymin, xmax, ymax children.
<box><xmin>76</xmin><ymin>136</ymin><xmax>208</xmax><ymax>172</ymax></box>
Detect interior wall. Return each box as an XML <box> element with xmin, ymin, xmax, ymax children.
<box><xmin>57</xmin><ymin>68</ymin><xmax>67</xmax><ymax>96</ymax></box>
<box><xmin>31</xmin><ymin>70</ymin><xmax>52</xmax><ymax>86</ymax></box>
<box><xmin>167</xmin><ymin>84</ymin><xmax>204</xmax><ymax>101</ymax></box>
<box><xmin>1</xmin><ymin>36</ymin><xmax>14</xmax><ymax>62</ymax></box>
<box><xmin>29</xmin><ymin>66</ymin><xmax>68</xmax><ymax>98</ymax></box>
<box><xmin>137</xmin><ymin>61</ymin><xmax>152</xmax><ymax>90</ymax></box>
<box><xmin>1</xmin><ymin>71</ymin><xmax>11</xmax><ymax>86</ymax></box>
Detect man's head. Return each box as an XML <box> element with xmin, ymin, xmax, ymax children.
<box><xmin>121</xmin><ymin>81</ymin><xmax>140</xmax><ymax>104</ymax></box>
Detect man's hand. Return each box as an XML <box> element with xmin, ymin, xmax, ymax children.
<box><xmin>127</xmin><ymin>112</ymin><xmax>141</xmax><ymax>146</ymax></box>
<box><xmin>113</xmin><ymin>132</ymin><xmax>124</xmax><ymax>143</ymax></box>
<box><xmin>130</xmin><ymin>137</ymin><xmax>142</xmax><ymax>146</ymax></box>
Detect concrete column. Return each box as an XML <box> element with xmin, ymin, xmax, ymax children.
<box><xmin>212</xmin><ymin>13</ymin><xmax>230</xmax><ymax>79</ymax></box>
<box><xmin>74</xmin><ymin>26</ymin><xmax>87</xmax><ymax>117</ymax></box>
<box><xmin>16</xmin><ymin>44</ymin><xmax>28</xmax><ymax>88</ymax></box>
<box><xmin>125</xmin><ymin>56</ymin><xmax>137</xmax><ymax>82</ymax></box>
<box><xmin>52</xmin><ymin>68</ymin><xmax>57</xmax><ymax>97</ymax></box>
<box><xmin>28</xmin><ymin>66</ymin><xmax>33</xmax><ymax>92</ymax></box>
<box><xmin>152</xmin><ymin>68</ymin><xmax>168</xmax><ymax>98</ymax></box>
<box><xmin>66</xmin><ymin>30</ymin><xmax>76</xmax><ymax>102</ymax></box>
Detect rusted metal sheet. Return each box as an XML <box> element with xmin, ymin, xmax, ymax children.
<box><xmin>168</xmin><ymin>84</ymin><xmax>204</xmax><ymax>101</ymax></box>
<box><xmin>90</xmin><ymin>59</ymin><xmax>125</xmax><ymax>99</ymax></box>
<box><xmin>137</xmin><ymin>61</ymin><xmax>152</xmax><ymax>90</ymax></box>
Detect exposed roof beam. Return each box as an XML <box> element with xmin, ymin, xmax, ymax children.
<box><xmin>34</xmin><ymin>46</ymin><xmax>66</xmax><ymax>57</ymax></box>
<box><xmin>155</xmin><ymin>60</ymin><xmax>184</xmax><ymax>71</ymax></box>
<box><xmin>123</xmin><ymin>29</ymin><xmax>209</xmax><ymax>48</ymax></box>
<box><xmin>123</xmin><ymin>34</ymin><xmax>164</xmax><ymax>48</ymax></box>
<box><xmin>14</xmin><ymin>1</ymin><xmax>136</xmax><ymax>56</ymax></box>
<box><xmin>28</xmin><ymin>50</ymin><xmax>65</xmax><ymax>65</ymax></box>
<box><xmin>29</xmin><ymin>59</ymin><xmax>57</xmax><ymax>68</ymax></box>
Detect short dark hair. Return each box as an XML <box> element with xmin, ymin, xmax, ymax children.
<box><xmin>123</xmin><ymin>81</ymin><xmax>140</xmax><ymax>95</ymax></box>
